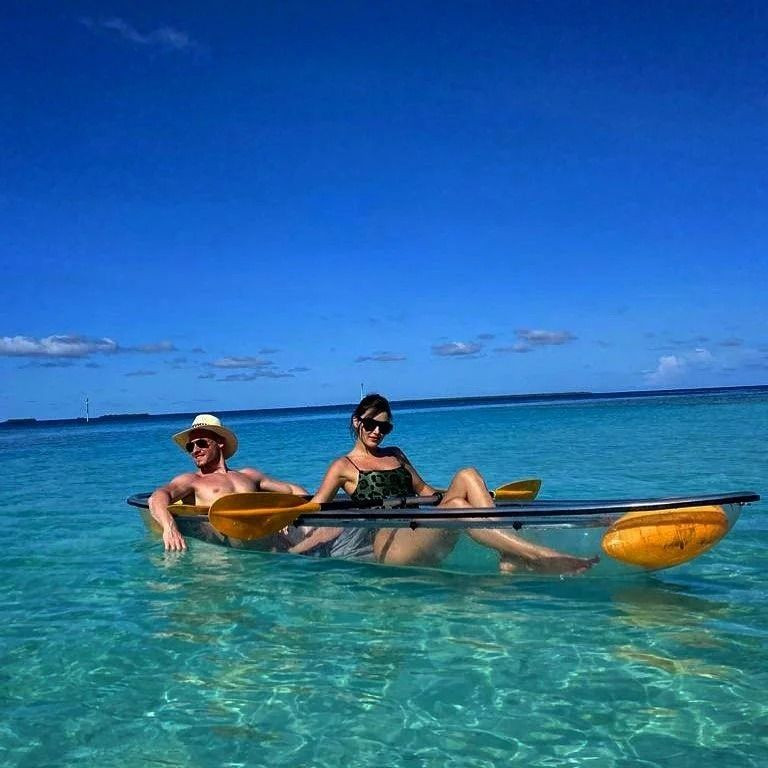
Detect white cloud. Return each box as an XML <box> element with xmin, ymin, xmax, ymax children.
<box><xmin>81</xmin><ymin>17</ymin><xmax>199</xmax><ymax>52</ymax></box>
<box><xmin>0</xmin><ymin>334</ymin><xmax>176</xmax><ymax>358</ymax></box>
<box><xmin>644</xmin><ymin>347</ymin><xmax>715</xmax><ymax>385</ymax></box>
<box><xmin>129</xmin><ymin>341</ymin><xmax>176</xmax><ymax>353</ymax></box>
<box><xmin>355</xmin><ymin>352</ymin><xmax>407</xmax><ymax>363</ymax></box>
<box><xmin>211</xmin><ymin>356</ymin><xmax>273</xmax><ymax>369</ymax></box>
<box><xmin>515</xmin><ymin>329</ymin><xmax>577</xmax><ymax>345</ymax></box>
<box><xmin>220</xmin><ymin>371</ymin><xmax>293</xmax><ymax>381</ymax></box>
<box><xmin>644</xmin><ymin>355</ymin><xmax>686</xmax><ymax>385</ymax></box>
<box><xmin>0</xmin><ymin>334</ymin><xmax>117</xmax><ymax>358</ymax></box>
<box><xmin>432</xmin><ymin>341</ymin><xmax>483</xmax><ymax>357</ymax></box>
<box><xmin>210</xmin><ymin>355</ymin><xmax>300</xmax><ymax>379</ymax></box>
<box><xmin>494</xmin><ymin>343</ymin><xmax>533</xmax><ymax>354</ymax></box>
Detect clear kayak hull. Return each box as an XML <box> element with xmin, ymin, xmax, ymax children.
<box><xmin>128</xmin><ymin>491</ymin><xmax>759</xmax><ymax>577</ymax></box>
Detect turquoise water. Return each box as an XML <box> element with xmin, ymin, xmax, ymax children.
<box><xmin>2</xmin><ymin>392</ymin><xmax>767</xmax><ymax>766</ymax></box>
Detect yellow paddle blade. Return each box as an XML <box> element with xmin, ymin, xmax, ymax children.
<box><xmin>493</xmin><ymin>478</ymin><xmax>542</xmax><ymax>501</ymax></box>
<box><xmin>208</xmin><ymin>493</ymin><xmax>320</xmax><ymax>541</ymax></box>
<box><xmin>601</xmin><ymin>505</ymin><xmax>729</xmax><ymax>569</ymax></box>
<box><xmin>212</xmin><ymin>492</ymin><xmax>311</xmax><ymax>510</ymax></box>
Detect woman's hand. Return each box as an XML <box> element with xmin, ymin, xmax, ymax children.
<box><xmin>288</xmin><ymin>527</ymin><xmax>344</xmax><ymax>554</ymax></box>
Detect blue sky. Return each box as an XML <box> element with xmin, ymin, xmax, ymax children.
<box><xmin>2</xmin><ymin>1</ymin><xmax>766</xmax><ymax>420</ymax></box>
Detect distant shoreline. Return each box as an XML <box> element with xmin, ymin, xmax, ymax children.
<box><xmin>2</xmin><ymin>384</ymin><xmax>766</xmax><ymax>429</ymax></box>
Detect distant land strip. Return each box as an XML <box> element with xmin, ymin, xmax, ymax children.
<box><xmin>2</xmin><ymin>384</ymin><xmax>767</xmax><ymax>429</ymax></box>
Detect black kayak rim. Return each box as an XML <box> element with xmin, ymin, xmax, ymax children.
<box><xmin>127</xmin><ymin>490</ymin><xmax>760</xmax><ymax>522</ymax></box>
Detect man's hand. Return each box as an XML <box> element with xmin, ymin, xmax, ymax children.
<box><xmin>162</xmin><ymin>524</ymin><xmax>187</xmax><ymax>552</ymax></box>
<box><xmin>149</xmin><ymin>476</ymin><xmax>194</xmax><ymax>552</ymax></box>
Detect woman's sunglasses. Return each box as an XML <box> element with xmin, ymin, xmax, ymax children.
<box><xmin>359</xmin><ymin>417</ymin><xmax>393</xmax><ymax>435</ymax></box>
<box><xmin>185</xmin><ymin>438</ymin><xmax>214</xmax><ymax>453</ymax></box>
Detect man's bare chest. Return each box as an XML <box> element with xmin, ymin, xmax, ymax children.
<box><xmin>193</xmin><ymin>472</ymin><xmax>258</xmax><ymax>505</ymax></box>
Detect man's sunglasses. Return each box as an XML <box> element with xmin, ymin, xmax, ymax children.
<box><xmin>359</xmin><ymin>417</ymin><xmax>393</xmax><ymax>435</ymax></box>
<box><xmin>185</xmin><ymin>438</ymin><xmax>214</xmax><ymax>453</ymax></box>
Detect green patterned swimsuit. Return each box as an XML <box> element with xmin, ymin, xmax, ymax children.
<box><xmin>347</xmin><ymin>456</ymin><xmax>415</xmax><ymax>502</ymax></box>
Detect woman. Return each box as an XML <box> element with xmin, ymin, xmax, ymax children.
<box><xmin>289</xmin><ymin>394</ymin><xmax>598</xmax><ymax>574</ymax></box>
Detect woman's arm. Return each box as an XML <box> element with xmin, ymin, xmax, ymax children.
<box><xmin>288</xmin><ymin>526</ymin><xmax>345</xmax><ymax>554</ymax></box>
<box><xmin>287</xmin><ymin>458</ymin><xmax>351</xmax><ymax>554</ymax></box>
<box><xmin>310</xmin><ymin>457</ymin><xmax>352</xmax><ymax>503</ymax></box>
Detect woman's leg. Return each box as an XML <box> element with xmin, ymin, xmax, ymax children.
<box><xmin>373</xmin><ymin>527</ymin><xmax>459</xmax><ymax>567</ymax></box>
<box><xmin>375</xmin><ymin>467</ymin><xmax>597</xmax><ymax>574</ymax></box>
<box><xmin>443</xmin><ymin>468</ymin><xmax>598</xmax><ymax>574</ymax></box>
<box><xmin>441</xmin><ymin>467</ymin><xmax>494</xmax><ymax>508</ymax></box>
<box><xmin>469</xmin><ymin>528</ymin><xmax>599</xmax><ymax>574</ymax></box>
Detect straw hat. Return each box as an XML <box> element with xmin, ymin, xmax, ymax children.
<box><xmin>172</xmin><ymin>414</ymin><xmax>238</xmax><ymax>459</ymax></box>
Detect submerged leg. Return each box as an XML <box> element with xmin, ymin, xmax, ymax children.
<box><xmin>444</xmin><ymin>467</ymin><xmax>598</xmax><ymax>575</ymax></box>
<box><xmin>374</xmin><ymin>527</ymin><xmax>460</xmax><ymax>567</ymax></box>
<box><xmin>468</xmin><ymin>528</ymin><xmax>599</xmax><ymax>574</ymax></box>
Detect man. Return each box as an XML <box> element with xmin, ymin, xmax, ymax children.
<box><xmin>149</xmin><ymin>414</ymin><xmax>308</xmax><ymax>551</ymax></box>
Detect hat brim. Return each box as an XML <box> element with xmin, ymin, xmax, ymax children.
<box><xmin>172</xmin><ymin>425</ymin><xmax>238</xmax><ymax>459</ymax></box>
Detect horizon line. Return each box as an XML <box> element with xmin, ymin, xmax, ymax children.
<box><xmin>2</xmin><ymin>383</ymin><xmax>766</xmax><ymax>428</ymax></box>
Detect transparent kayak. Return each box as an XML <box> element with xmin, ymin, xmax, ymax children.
<box><xmin>128</xmin><ymin>490</ymin><xmax>759</xmax><ymax>577</ymax></box>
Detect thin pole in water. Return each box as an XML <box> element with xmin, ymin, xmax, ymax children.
<box><xmin>84</xmin><ymin>395</ymin><xmax>90</xmax><ymax>423</ymax></box>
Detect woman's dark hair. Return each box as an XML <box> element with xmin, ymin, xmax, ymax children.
<box><xmin>350</xmin><ymin>393</ymin><xmax>392</xmax><ymax>438</ymax></box>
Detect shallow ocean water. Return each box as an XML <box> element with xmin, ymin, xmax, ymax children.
<box><xmin>2</xmin><ymin>392</ymin><xmax>767</xmax><ymax>766</ymax></box>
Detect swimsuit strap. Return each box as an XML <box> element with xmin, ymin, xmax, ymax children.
<box><xmin>344</xmin><ymin>455</ymin><xmax>361</xmax><ymax>471</ymax></box>
<box><xmin>345</xmin><ymin>454</ymin><xmax>403</xmax><ymax>473</ymax></box>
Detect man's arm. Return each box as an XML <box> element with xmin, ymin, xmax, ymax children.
<box><xmin>241</xmin><ymin>468</ymin><xmax>309</xmax><ymax>496</ymax></box>
<box><xmin>148</xmin><ymin>473</ymin><xmax>197</xmax><ymax>552</ymax></box>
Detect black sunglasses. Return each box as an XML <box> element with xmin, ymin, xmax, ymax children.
<box><xmin>359</xmin><ymin>417</ymin><xmax>393</xmax><ymax>435</ymax></box>
<box><xmin>185</xmin><ymin>438</ymin><xmax>214</xmax><ymax>453</ymax></box>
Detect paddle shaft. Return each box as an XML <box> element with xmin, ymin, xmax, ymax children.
<box><xmin>212</xmin><ymin>492</ymin><xmax>443</xmax><ymax>516</ymax></box>
<box><xmin>238</xmin><ymin>478</ymin><xmax>541</xmax><ymax>511</ymax></box>
<box><xmin>208</xmin><ymin>480</ymin><xmax>540</xmax><ymax>517</ymax></box>
<box><xmin>206</xmin><ymin>478</ymin><xmax>542</xmax><ymax>541</ymax></box>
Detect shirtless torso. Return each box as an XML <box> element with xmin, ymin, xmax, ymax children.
<box><xmin>174</xmin><ymin>467</ymin><xmax>271</xmax><ymax>507</ymax></box>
